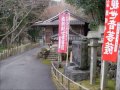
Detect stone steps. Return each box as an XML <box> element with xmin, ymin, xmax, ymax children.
<box><xmin>47</xmin><ymin>51</ymin><xmax>58</xmax><ymax>61</ymax></box>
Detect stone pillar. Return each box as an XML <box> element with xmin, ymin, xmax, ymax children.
<box><xmin>88</xmin><ymin>38</ymin><xmax>99</xmax><ymax>85</ymax></box>
<box><xmin>116</xmin><ymin>46</ymin><xmax>120</xmax><ymax>90</ymax></box>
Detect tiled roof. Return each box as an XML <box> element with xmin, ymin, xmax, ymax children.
<box><xmin>34</xmin><ymin>10</ymin><xmax>87</xmax><ymax>26</ymax></box>
<box><xmin>35</xmin><ymin>20</ymin><xmax>85</xmax><ymax>26</ymax></box>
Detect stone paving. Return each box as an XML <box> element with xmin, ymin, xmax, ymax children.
<box><xmin>0</xmin><ymin>47</ymin><xmax>56</xmax><ymax>90</ymax></box>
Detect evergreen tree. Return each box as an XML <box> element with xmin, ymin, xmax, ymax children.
<box><xmin>66</xmin><ymin>0</ymin><xmax>105</xmax><ymax>29</ymax></box>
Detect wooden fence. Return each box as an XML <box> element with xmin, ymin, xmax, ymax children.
<box><xmin>0</xmin><ymin>43</ymin><xmax>39</xmax><ymax>60</ymax></box>
<box><xmin>51</xmin><ymin>62</ymin><xmax>89</xmax><ymax>90</ymax></box>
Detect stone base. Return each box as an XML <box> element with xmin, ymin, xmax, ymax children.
<box><xmin>64</xmin><ymin>66</ymin><xmax>90</xmax><ymax>82</ymax></box>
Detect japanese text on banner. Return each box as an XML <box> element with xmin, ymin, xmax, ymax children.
<box><xmin>58</xmin><ymin>12</ymin><xmax>70</xmax><ymax>53</ymax></box>
<box><xmin>102</xmin><ymin>0</ymin><xmax>120</xmax><ymax>62</ymax></box>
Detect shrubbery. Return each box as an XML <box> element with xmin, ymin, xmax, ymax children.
<box><xmin>37</xmin><ymin>48</ymin><xmax>50</xmax><ymax>59</ymax></box>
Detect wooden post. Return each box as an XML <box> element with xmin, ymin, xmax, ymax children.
<box><xmin>79</xmin><ymin>86</ymin><xmax>82</xmax><ymax>90</ymax></box>
<box><xmin>116</xmin><ymin>46</ymin><xmax>120</xmax><ymax>90</ymax></box>
<box><xmin>66</xmin><ymin>46</ymin><xmax>69</xmax><ymax>66</ymax></box>
<box><xmin>3</xmin><ymin>46</ymin><xmax>5</xmax><ymax>59</ymax></box>
<box><xmin>7</xmin><ymin>46</ymin><xmax>9</xmax><ymax>57</ymax></box>
<box><xmin>62</xmin><ymin>75</ymin><xmax>63</xmax><ymax>84</ymax></box>
<box><xmin>0</xmin><ymin>53</ymin><xmax>1</xmax><ymax>60</ymax></box>
<box><xmin>5</xmin><ymin>49</ymin><xmax>7</xmax><ymax>59</ymax></box>
<box><xmin>70</xmin><ymin>51</ymin><xmax>72</xmax><ymax>63</ymax></box>
<box><xmin>13</xmin><ymin>43</ymin><xmax>15</xmax><ymax>56</ymax></box>
<box><xmin>1</xmin><ymin>52</ymin><xmax>3</xmax><ymax>60</ymax></box>
<box><xmin>9</xmin><ymin>45</ymin><xmax>11</xmax><ymax>56</ymax></box>
<box><xmin>58</xmin><ymin>53</ymin><xmax>62</xmax><ymax>68</ymax></box>
<box><xmin>68</xmin><ymin>79</ymin><xmax>70</xmax><ymax>90</ymax></box>
<box><xmin>1</xmin><ymin>53</ymin><xmax>2</xmax><ymax>60</ymax></box>
<box><xmin>8</xmin><ymin>46</ymin><xmax>10</xmax><ymax>57</ymax></box>
<box><xmin>17</xmin><ymin>43</ymin><xmax>18</xmax><ymax>54</ymax></box>
<box><xmin>60</xmin><ymin>53</ymin><xmax>62</xmax><ymax>62</ymax></box>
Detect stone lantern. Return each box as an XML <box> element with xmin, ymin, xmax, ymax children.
<box><xmin>87</xmin><ymin>31</ymin><xmax>100</xmax><ymax>84</ymax></box>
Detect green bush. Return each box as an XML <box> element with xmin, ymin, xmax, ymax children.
<box><xmin>38</xmin><ymin>48</ymin><xmax>50</xmax><ymax>59</ymax></box>
<box><xmin>0</xmin><ymin>46</ymin><xmax>5</xmax><ymax>53</ymax></box>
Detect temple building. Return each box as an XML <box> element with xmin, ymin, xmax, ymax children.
<box><xmin>34</xmin><ymin>10</ymin><xmax>90</xmax><ymax>45</ymax></box>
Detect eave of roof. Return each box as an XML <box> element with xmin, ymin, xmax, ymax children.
<box><xmin>51</xmin><ymin>34</ymin><xmax>87</xmax><ymax>41</ymax></box>
<box><xmin>35</xmin><ymin>20</ymin><xmax>85</xmax><ymax>26</ymax></box>
<box><xmin>34</xmin><ymin>10</ymin><xmax>88</xmax><ymax>26</ymax></box>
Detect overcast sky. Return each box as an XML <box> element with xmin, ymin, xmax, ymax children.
<box><xmin>52</xmin><ymin>0</ymin><xmax>61</xmax><ymax>2</ymax></box>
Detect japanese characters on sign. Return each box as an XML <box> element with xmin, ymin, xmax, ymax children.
<box><xmin>102</xmin><ymin>0</ymin><xmax>120</xmax><ymax>62</ymax></box>
<box><xmin>58</xmin><ymin>12</ymin><xmax>70</xmax><ymax>53</ymax></box>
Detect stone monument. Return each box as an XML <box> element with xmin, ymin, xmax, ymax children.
<box><xmin>64</xmin><ymin>39</ymin><xmax>90</xmax><ymax>81</ymax></box>
<box><xmin>72</xmin><ymin>40</ymin><xmax>88</xmax><ymax>70</ymax></box>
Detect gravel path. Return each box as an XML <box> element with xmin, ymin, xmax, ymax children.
<box><xmin>0</xmin><ymin>48</ymin><xmax>56</xmax><ymax>90</ymax></box>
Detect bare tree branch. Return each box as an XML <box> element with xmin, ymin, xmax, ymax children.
<box><xmin>11</xmin><ymin>23</ymin><xmax>27</xmax><ymax>43</ymax></box>
<box><xmin>0</xmin><ymin>9</ymin><xmax>32</xmax><ymax>44</ymax></box>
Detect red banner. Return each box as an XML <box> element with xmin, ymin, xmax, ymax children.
<box><xmin>58</xmin><ymin>12</ymin><xmax>70</xmax><ymax>53</ymax></box>
<box><xmin>102</xmin><ymin>0</ymin><xmax>120</xmax><ymax>62</ymax></box>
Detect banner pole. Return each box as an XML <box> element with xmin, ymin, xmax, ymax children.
<box><xmin>66</xmin><ymin>28</ymin><xmax>69</xmax><ymax>66</ymax></box>
<box><xmin>100</xmin><ymin>60</ymin><xmax>108</xmax><ymax>90</ymax></box>
<box><xmin>114</xmin><ymin>23</ymin><xmax>120</xmax><ymax>90</ymax></box>
<box><xmin>65</xmin><ymin>12</ymin><xmax>70</xmax><ymax>67</ymax></box>
<box><xmin>116</xmin><ymin>44</ymin><xmax>120</xmax><ymax>90</ymax></box>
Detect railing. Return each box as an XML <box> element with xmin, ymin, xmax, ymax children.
<box><xmin>0</xmin><ymin>43</ymin><xmax>39</xmax><ymax>60</ymax></box>
<box><xmin>51</xmin><ymin>62</ymin><xmax>89</xmax><ymax>90</ymax></box>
